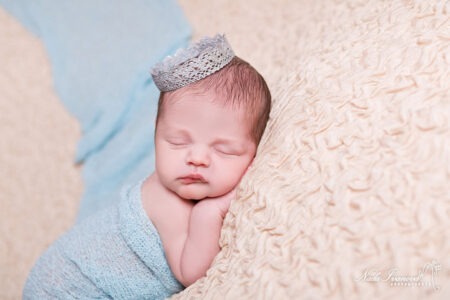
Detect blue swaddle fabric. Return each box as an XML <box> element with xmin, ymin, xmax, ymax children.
<box><xmin>23</xmin><ymin>179</ymin><xmax>184</xmax><ymax>299</ymax></box>
<box><xmin>0</xmin><ymin>0</ymin><xmax>191</xmax><ymax>220</ymax></box>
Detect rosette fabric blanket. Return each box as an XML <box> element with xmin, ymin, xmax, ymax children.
<box><xmin>23</xmin><ymin>180</ymin><xmax>183</xmax><ymax>299</ymax></box>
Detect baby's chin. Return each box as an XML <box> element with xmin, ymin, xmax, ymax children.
<box><xmin>176</xmin><ymin>185</ymin><xmax>210</xmax><ymax>201</ymax></box>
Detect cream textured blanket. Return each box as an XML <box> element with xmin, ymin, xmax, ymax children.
<box><xmin>175</xmin><ymin>0</ymin><xmax>450</xmax><ymax>299</ymax></box>
<box><xmin>1</xmin><ymin>0</ymin><xmax>449</xmax><ymax>299</ymax></box>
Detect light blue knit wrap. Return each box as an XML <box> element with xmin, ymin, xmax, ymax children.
<box><xmin>23</xmin><ymin>180</ymin><xmax>184</xmax><ymax>299</ymax></box>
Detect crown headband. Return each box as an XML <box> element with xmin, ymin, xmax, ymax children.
<box><xmin>151</xmin><ymin>34</ymin><xmax>235</xmax><ymax>92</ymax></box>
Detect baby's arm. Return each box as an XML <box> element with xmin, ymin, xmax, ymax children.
<box><xmin>177</xmin><ymin>189</ymin><xmax>234</xmax><ymax>286</ymax></box>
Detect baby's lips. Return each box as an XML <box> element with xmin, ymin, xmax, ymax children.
<box><xmin>178</xmin><ymin>173</ymin><xmax>207</xmax><ymax>183</ymax></box>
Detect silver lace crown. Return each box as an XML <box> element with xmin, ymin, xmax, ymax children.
<box><xmin>151</xmin><ymin>34</ymin><xmax>235</xmax><ymax>92</ymax></box>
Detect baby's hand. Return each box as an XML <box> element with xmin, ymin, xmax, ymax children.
<box><xmin>196</xmin><ymin>188</ymin><xmax>237</xmax><ymax>218</ymax></box>
<box><xmin>212</xmin><ymin>188</ymin><xmax>236</xmax><ymax>217</ymax></box>
<box><xmin>179</xmin><ymin>188</ymin><xmax>237</xmax><ymax>286</ymax></box>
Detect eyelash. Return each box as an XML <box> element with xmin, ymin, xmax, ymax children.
<box><xmin>214</xmin><ymin>147</ymin><xmax>238</xmax><ymax>156</ymax></box>
<box><xmin>167</xmin><ymin>140</ymin><xmax>189</xmax><ymax>146</ymax></box>
<box><xmin>166</xmin><ymin>139</ymin><xmax>240</xmax><ymax>156</ymax></box>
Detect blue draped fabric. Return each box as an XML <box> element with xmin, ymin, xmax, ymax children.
<box><xmin>0</xmin><ymin>0</ymin><xmax>191</xmax><ymax>220</ymax></box>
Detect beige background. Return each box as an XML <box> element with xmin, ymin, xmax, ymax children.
<box><xmin>0</xmin><ymin>7</ymin><xmax>81</xmax><ymax>299</ymax></box>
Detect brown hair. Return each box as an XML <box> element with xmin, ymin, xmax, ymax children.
<box><xmin>155</xmin><ymin>56</ymin><xmax>271</xmax><ymax>145</ymax></box>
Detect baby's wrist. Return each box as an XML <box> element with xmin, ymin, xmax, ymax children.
<box><xmin>192</xmin><ymin>199</ymin><xmax>225</xmax><ymax>219</ymax></box>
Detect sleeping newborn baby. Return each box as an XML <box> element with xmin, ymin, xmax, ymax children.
<box><xmin>24</xmin><ymin>35</ymin><xmax>271</xmax><ymax>299</ymax></box>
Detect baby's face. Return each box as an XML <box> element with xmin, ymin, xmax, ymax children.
<box><xmin>155</xmin><ymin>89</ymin><xmax>256</xmax><ymax>200</ymax></box>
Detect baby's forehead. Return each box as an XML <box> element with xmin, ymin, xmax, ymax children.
<box><xmin>162</xmin><ymin>89</ymin><xmax>253</xmax><ymax>126</ymax></box>
<box><xmin>164</xmin><ymin>86</ymin><xmax>235</xmax><ymax>108</ymax></box>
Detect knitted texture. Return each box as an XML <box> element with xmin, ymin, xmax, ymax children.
<box><xmin>151</xmin><ymin>34</ymin><xmax>235</xmax><ymax>91</ymax></box>
<box><xmin>23</xmin><ymin>180</ymin><xmax>183</xmax><ymax>299</ymax></box>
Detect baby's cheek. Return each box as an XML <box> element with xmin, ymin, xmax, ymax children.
<box><xmin>220</xmin><ymin>169</ymin><xmax>242</xmax><ymax>191</ymax></box>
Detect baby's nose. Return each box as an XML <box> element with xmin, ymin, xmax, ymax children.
<box><xmin>186</xmin><ymin>145</ymin><xmax>210</xmax><ymax>167</ymax></box>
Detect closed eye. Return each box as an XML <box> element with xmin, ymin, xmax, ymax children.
<box><xmin>214</xmin><ymin>145</ymin><xmax>241</xmax><ymax>156</ymax></box>
<box><xmin>167</xmin><ymin>139</ymin><xmax>189</xmax><ymax>146</ymax></box>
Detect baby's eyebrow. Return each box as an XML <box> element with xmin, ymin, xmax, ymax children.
<box><xmin>213</xmin><ymin>138</ymin><xmax>246</xmax><ymax>150</ymax></box>
<box><xmin>165</xmin><ymin>127</ymin><xmax>191</xmax><ymax>137</ymax></box>
<box><xmin>213</xmin><ymin>137</ymin><xmax>238</xmax><ymax>145</ymax></box>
